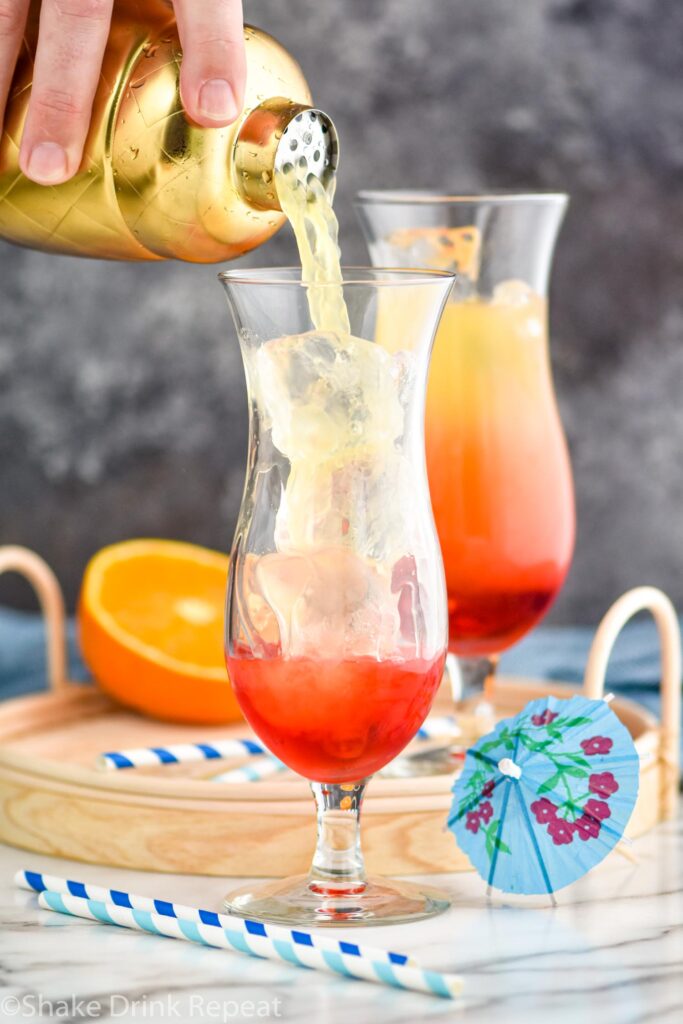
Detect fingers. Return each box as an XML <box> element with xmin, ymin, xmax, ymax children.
<box><xmin>0</xmin><ymin>0</ymin><xmax>30</xmax><ymax>133</ymax></box>
<box><xmin>173</xmin><ymin>0</ymin><xmax>246</xmax><ymax>127</ymax></box>
<box><xmin>18</xmin><ymin>0</ymin><xmax>113</xmax><ymax>185</ymax></box>
<box><xmin>11</xmin><ymin>0</ymin><xmax>245</xmax><ymax>185</ymax></box>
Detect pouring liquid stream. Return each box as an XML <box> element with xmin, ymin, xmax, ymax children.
<box><xmin>274</xmin><ymin>163</ymin><xmax>350</xmax><ymax>334</ymax></box>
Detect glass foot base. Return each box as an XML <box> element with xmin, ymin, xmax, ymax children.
<box><xmin>224</xmin><ymin>874</ymin><xmax>451</xmax><ymax>927</ymax></box>
<box><xmin>379</xmin><ymin>745</ymin><xmax>466</xmax><ymax>778</ymax></box>
<box><xmin>381</xmin><ymin>702</ymin><xmax>498</xmax><ymax>778</ymax></box>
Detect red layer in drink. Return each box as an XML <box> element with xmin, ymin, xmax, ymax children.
<box><xmin>226</xmin><ymin>652</ymin><xmax>445</xmax><ymax>782</ymax></box>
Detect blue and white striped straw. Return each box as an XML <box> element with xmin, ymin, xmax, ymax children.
<box><xmin>415</xmin><ymin>715</ymin><xmax>461</xmax><ymax>741</ymax></box>
<box><xmin>98</xmin><ymin>737</ymin><xmax>266</xmax><ymax>771</ymax></box>
<box><xmin>211</xmin><ymin>755</ymin><xmax>288</xmax><ymax>783</ymax></box>
<box><xmin>98</xmin><ymin>714</ymin><xmax>460</xmax><ymax>773</ymax></box>
<box><xmin>35</xmin><ymin>893</ymin><xmax>461</xmax><ymax>999</ymax></box>
<box><xmin>18</xmin><ymin>874</ymin><xmax>462</xmax><ymax>999</ymax></box>
<box><xmin>15</xmin><ymin>870</ymin><xmax>409</xmax><ymax>967</ymax></box>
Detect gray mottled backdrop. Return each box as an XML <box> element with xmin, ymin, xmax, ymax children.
<box><xmin>1</xmin><ymin>0</ymin><xmax>682</xmax><ymax>623</ymax></box>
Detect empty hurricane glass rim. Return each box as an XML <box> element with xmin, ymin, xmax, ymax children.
<box><xmin>218</xmin><ymin>266</ymin><xmax>456</xmax><ymax>287</ymax></box>
<box><xmin>355</xmin><ymin>190</ymin><xmax>569</xmax><ymax>205</ymax></box>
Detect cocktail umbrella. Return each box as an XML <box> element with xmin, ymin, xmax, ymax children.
<box><xmin>448</xmin><ymin>694</ymin><xmax>640</xmax><ymax>895</ymax></box>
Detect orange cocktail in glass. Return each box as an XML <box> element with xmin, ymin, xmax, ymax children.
<box><xmin>426</xmin><ymin>291</ymin><xmax>574</xmax><ymax>658</ymax></box>
<box><xmin>357</xmin><ymin>191</ymin><xmax>575</xmax><ymax>750</ymax></box>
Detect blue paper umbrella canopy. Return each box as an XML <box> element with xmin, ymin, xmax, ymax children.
<box><xmin>448</xmin><ymin>694</ymin><xmax>640</xmax><ymax>895</ymax></box>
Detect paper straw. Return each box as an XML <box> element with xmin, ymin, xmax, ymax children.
<box><xmin>98</xmin><ymin>738</ymin><xmax>267</xmax><ymax>771</ymax></box>
<box><xmin>211</xmin><ymin>755</ymin><xmax>288</xmax><ymax>783</ymax></box>
<box><xmin>415</xmin><ymin>715</ymin><xmax>461</xmax><ymax>741</ymax></box>
<box><xmin>98</xmin><ymin>714</ymin><xmax>461</xmax><ymax>774</ymax></box>
<box><xmin>35</xmin><ymin>891</ymin><xmax>462</xmax><ymax>999</ymax></box>
<box><xmin>16</xmin><ymin>870</ymin><xmax>409</xmax><ymax>966</ymax></box>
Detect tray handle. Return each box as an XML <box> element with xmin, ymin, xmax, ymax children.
<box><xmin>584</xmin><ymin>586</ymin><xmax>681</xmax><ymax>818</ymax></box>
<box><xmin>0</xmin><ymin>546</ymin><xmax>68</xmax><ymax>693</ymax></box>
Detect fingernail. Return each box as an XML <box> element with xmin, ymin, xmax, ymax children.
<box><xmin>25</xmin><ymin>142</ymin><xmax>68</xmax><ymax>184</ymax></box>
<box><xmin>198</xmin><ymin>79</ymin><xmax>238</xmax><ymax>122</ymax></box>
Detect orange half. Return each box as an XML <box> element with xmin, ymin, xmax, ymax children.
<box><xmin>79</xmin><ymin>539</ymin><xmax>242</xmax><ymax>724</ymax></box>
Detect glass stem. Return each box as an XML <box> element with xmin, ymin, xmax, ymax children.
<box><xmin>450</xmin><ymin>655</ymin><xmax>499</xmax><ymax>704</ymax></box>
<box><xmin>309</xmin><ymin>780</ymin><xmax>368</xmax><ymax>891</ymax></box>
<box><xmin>456</xmin><ymin>655</ymin><xmax>498</xmax><ymax>704</ymax></box>
<box><xmin>448</xmin><ymin>655</ymin><xmax>498</xmax><ymax>740</ymax></box>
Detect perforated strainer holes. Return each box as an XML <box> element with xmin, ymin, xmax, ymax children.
<box><xmin>274</xmin><ymin>109</ymin><xmax>339</xmax><ymax>187</ymax></box>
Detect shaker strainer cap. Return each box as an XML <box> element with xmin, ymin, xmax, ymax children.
<box><xmin>235</xmin><ymin>99</ymin><xmax>339</xmax><ymax>211</ymax></box>
<box><xmin>274</xmin><ymin>108</ymin><xmax>339</xmax><ymax>193</ymax></box>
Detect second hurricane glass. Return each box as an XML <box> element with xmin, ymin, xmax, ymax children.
<box><xmin>220</xmin><ymin>267</ymin><xmax>454</xmax><ymax>925</ymax></box>
<box><xmin>356</xmin><ymin>192</ymin><xmax>576</xmax><ymax>764</ymax></box>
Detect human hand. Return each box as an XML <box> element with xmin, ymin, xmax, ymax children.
<box><xmin>0</xmin><ymin>0</ymin><xmax>246</xmax><ymax>185</ymax></box>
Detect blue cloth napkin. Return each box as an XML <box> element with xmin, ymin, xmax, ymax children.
<box><xmin>499</xmin><ymin>619</ymin><xmax>673</xmax><ymax>718</ymax></box>
<box><xmin>0</xmin><ymin>607</ymin><xmax>89</xmax><ymax>701</ymax></box>
<box><xmin>500</xmin><ymin>618</ymin><xmax>682</xmax><ymax>764</ymax></box>
<box><xmin>0</xmin><ymin>607</ymin><xmax>679</xmax><ymax>757</ymax></box>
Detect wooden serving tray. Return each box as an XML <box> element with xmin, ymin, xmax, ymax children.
<box><xmin>0</xmin><ymin>547</ymin><xmax>679</xmax><ymax>877</ymax></box>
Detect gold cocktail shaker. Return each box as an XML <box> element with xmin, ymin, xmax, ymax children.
<box><xmin>0</xmin><ymin>0</ymin><xmax>338</xmax><ymax>262</ymax></box>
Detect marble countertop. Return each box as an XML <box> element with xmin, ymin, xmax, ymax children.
<box><xmin>1</xmin><ymin>814</ymin><xmax>681</xmax><ymax>1023</ymax></box>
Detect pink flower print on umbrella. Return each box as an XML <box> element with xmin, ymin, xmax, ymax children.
<box><xmin>584</xmin><ymin>799</ymin><xmax>611</xmax><ymax>821</ymax></box>
<box><xmin>581</xmin><ymin>736</ymin><xmax>613</xmax><ymax>756</ymax></box>
<box><xmin>574</xmin><ymin>815</ymin><xmax>601</xmax><ymax>841</ymax></box>
<box><xmin>547</xmin><ymin>819</ymin><xmax>574</xmax><ymax>846</ymax></box>
<box><xmin>531</xmin><ymin>798</ymin><xmax>558</xmax><ymax>824</ymax></box>
<box><xmin>479</xmin><ymin>801</ymin><xmax>494</xmax><ymax>824</ymax></box>
<box><xmin>589</xmin><ymin>772</ymin><xmax>619</xmax><ymax>798</ymax></box>
<box><xmin>531</xmin><ymin>709</ymin><xmax>559</xmax><ymax>727</ymax></box>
